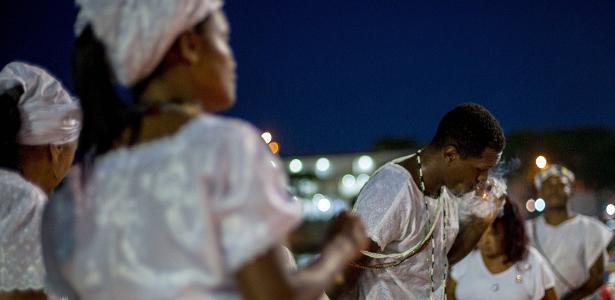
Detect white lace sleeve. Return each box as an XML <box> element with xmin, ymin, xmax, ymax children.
<box><xmin>207</xmin><ymin>122</ymin><xmax>302</xmax><ymax>272</ymax></box>
<box><xmin>0</xmin><ymin>170</ymin><xmax>47</xmax><ymax>292</ymax></box>
<box><xmin>353</xmin><ymin>164</ymin><xmax>410</xmax><ymax>250</ymax></box>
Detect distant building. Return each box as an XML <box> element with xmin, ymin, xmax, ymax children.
<box><xmin>282</xmin><ymin>149</ymin><xmax>414</xmax><ymax>219</ymax></box>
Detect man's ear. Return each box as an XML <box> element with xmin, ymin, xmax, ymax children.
<box><xmin>443</xmin><ymin>145</ymin><xmax>459</xmax><ymax>163</ymax></box>
<box><xmin>176</xmin><ymin>30</ymin><xmax>203</xmax><ymax>65</ymax></box>
<box><xmin>48</xmin><ymin>144</ymin><xmax>62</xmax><ymax>164</ymax></box>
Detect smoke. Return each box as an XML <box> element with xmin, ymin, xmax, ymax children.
<box><xmin>489</xmin><ymin>157</ymin><xmax>522</xmax><ymax>180</ymax></box>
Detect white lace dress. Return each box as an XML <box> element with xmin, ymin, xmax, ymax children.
<box><xmin>341</xmin><ymin>162</ymin><xmax>460</xmax><ymax>300</ymax></box>
<box><xmin>0</xmin><ymin>169</ymin><xmax>48</xmax><ymax>292</ymax></box>
<box><xmin>45</xmin><ymin>115</ymin><xmax>302</xmax><ymax>300</ymax></box>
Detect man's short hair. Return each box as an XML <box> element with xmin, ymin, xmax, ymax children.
<box><xmin>430</xmin><ymin>103</ymin><xmax>505</xmax><ymax>158</ymax></box>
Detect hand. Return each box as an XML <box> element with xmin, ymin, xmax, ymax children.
<box><xmin>324</xmin><ymin>212</ymin><xmax>369</xmax><ymax>262</ymax></box>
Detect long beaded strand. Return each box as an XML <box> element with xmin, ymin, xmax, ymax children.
<box><xmin>416</xmin><ymin>149</ymin><xmax>448</xmax><ymax>300</ymax></box>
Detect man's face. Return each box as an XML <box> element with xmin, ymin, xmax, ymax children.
<box><xmin>443</xmin><ymin>147</ymin><xmax>502</xmax><ymax>196</ymax></box>
<box><xmin>539</xmin><ymin>175</ymin><xmax>572</xmax><ymax>209</ymax></box>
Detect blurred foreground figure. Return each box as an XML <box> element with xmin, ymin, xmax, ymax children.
<box><xmin>0</xmin><ymin>62</ymin><xmax>81</xmax><ymax>300</ymax></box>
<box><xmin>42</xmin><ymin>1</ymin><xmax>367</xmax><ymax>299</ymax></box>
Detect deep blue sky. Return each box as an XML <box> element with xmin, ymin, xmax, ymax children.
<box><xmin>2</xmin><ymin>1</ymin><xmax>615</xmax><ymax>155</ymax></box>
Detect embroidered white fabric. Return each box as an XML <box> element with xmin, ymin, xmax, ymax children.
<box><xmin>0</xmin><ymin>169</ymin><xmax>48</xmax><ymax>291</ymax></box>
<box><xmin>75</xmin><ymin>0</ymin><xmax>223</xmax><ymax>86</ymax></box>
<box><xmin>341</xmin><ymin>161</ymin><xmax>460</xmax><ymax>299</ymax></box>
<box><xmin>0</xmin><ymin>62</ymin><xmax>81</xmax><ymax>145</ymax></box>
<box><xmin>53</xmin><ymin>115</ymin><xmax>301</xmax><ymax>299</ymax></box>
<box><xmin>451</xmin><ymin>248</ymin><xmax>555</xmax><ymax>300</ymax></box>
<box><xmin>527</xmin><ymin>215</ymin><xmax>613</xmax><ymax>297</ymax></box>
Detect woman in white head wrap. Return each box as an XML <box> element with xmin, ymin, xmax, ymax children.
<box><xmin>526</xmin><ymin>164</ymin><xmax>613</xmax><ymax>299</ymax></box>
<box><xmin>0</xmin><ymin>62</ymin><xmax>81</xmax><ymax>300</ymax></box>
<box><xmin>42</xmin><ymin>1</ymin><xmax>368</xmax><ymax>300</ymax></box>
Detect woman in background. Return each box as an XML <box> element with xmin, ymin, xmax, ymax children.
<box><xmin>0</xmin><ymin>62</ymin><xmax>81</xmax><ymax>300</ymax></box>
<box><xmin>447</xmin><ymin>196</ymin><xmax>557</xmax><ymax>300</ymax></box>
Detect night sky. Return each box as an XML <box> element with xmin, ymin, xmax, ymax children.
<box><xmin>2</xmin><ymin>0</ymin><xmax>615</xmax><ymax>156</ymax></box>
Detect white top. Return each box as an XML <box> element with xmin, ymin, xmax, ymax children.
<box><xmin>526</xmin><ymin>215</ymin><xmax>613</xmax><ymax>297</ymax></box>
<box><xmin>341</xmin><ymin>162</ymin><xmax>459</xmax><ymax>299</ymax></box>
<box><xmin>0</xmin><ymin>169</ymin><xmax>48</xmax><ymax>291</ymax></box>
<box><xmin>451</xmin><ymin>248</ymin><xmax>555</xmax><ymax>300</ymax></box>
<box><xmin>55</xmin><ymin>115</ymin><xmax>302</xmax><ymax>300</ymax></box>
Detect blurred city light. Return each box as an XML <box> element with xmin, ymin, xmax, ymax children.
<box><xmin>526</xmin><ymin>199</ymin><xmax>536</xmax><ymax>212</ymax></box>
<box><xmin>535</xmin><ymin>156</ymin><xmax>547</xmax><ymax>169</ymax></box>
<box><xmin>342</xmin><ymin>174</ymin><xmax>356</xmax><ymax>188</ymax></box>
<box><xmin>269</xmin><ymin>142</ymin><xmax>279</xmax><ymax>154</ymax></box>
<box><xmin>289</xmin><ymin>159</ymin><xmax>303</xmax><ymax>174</ymax></box>
<box><xmin>315</xmin><ymin>157</ymin><xmax>331</xmax><ymax>178</ymax></box>
<box><xmin>607</xmin><ymin>204</ymin><xmax>615</xmax><ymax>216</ymax></box>
<box><xmin>261</xmin><ymin>132</ymin><xmax>272</xmax><ymax>144</ymax></box>
<box><xmin>317</xmin><ymin>197</ymin><xmax>331</xmax><ymax>212</ymax></box>
<box><xmin>354</xmin><ymin>155</ymin><xmax>375</xmax><ymax>173</ymax></box>
<box><xmin>357</xmin><ymin>174</ymin><xmax>370</xmax><ymax>189</ymax></box>
<box><xmin>535</xmin><ymin>198</ymin><xmax>546</xmax><ymax>212</ymax></box>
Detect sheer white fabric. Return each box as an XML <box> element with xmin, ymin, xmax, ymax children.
<box><xmin>0</xmin><ymin>62</ymin><xmax>81</xmax><ymax>145</ymax></box>
<box><xmin>75</xmin><ymin>0</ymin><xmax>223</xmax><ymax>86</ymax></box>
<box><xmin>451</xmin><ymin>248</ymin><xmax>555</xmax><ymax>300</ymax></box>
<box><xmin>0</xmin><ymin>169</ymin><xmax>48</xmax><ymax>291</ymax></box>
<box><xmin>57</xmin><ymin>115</ymin><xmax>301</xmax><ymax>299</ymax></box>
<box><xmin>341</xmin><ymin>162</ymin><xmax>459</xmax><ymax>299</ymax></box>
<box><xmin>526</xmin><ymin>215</ymin><xmax>613</xmax><ymax>297</ymax></box>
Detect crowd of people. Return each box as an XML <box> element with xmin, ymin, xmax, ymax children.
<box><xmin>0</xmin><ymin>1</ymin><xmax>612</xmax><ymax>299</ymax></box>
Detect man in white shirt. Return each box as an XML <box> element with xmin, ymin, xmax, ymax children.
<box><xmin>527</xmin><ymin>164</ymin><xmax>613</xmax><ymax>300</ymax></box>
<box><xmin>336</xmin><ymin>103</ymin><xmax>506</xmax><ymax>299</ymax></box>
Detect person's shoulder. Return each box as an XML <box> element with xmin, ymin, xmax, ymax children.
<box><xmin>526</xmin><ymin>246</ymin><xmax>546</xmax><ymax>263</ymax></box>
<box><xmin>178</xmin><ymin>114</ymin><xmax>268</xmax><ymax>161</ymax></box>
<box><xmin>0</xmin><ymin>169</ymin><xmax>46</xmax><ymax>206</ymax></box>
<box><xmin>574</xmin><ymin>214</ymin><xmax>610</xmax><ymax>231</ymax></box>
<box><xmin>358</xmin><ymin>163</ymin><xmax>411</xmax><ymax>200</ymax></box>
<box><xmin>183</xmin><ymin>114</ymin><xmax>261</xmax><ymax>143</ymax></box>
<box><xmin>367</xmin><ymin>163</ymin><xmax>410</xmax><ymax>188</ymax></box>
<box><xmin>451</xmin><ymin>249</ymin><xmax>478</xmax><ymax>279</ymax></box>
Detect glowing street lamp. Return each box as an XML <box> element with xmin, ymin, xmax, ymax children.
<box><xmin>261</xmin><ymin>132</ymin><xmax>272</xmax><ymax>144</ymax></box>
<box><xmin>269</xmin><ymin>142</ymin><xmax>279</xmax><ymax>154</ymax></box>
<box><xmin>535</xmin><ymin>156</ymin><xmax>547</xmax><ymax>169</ymax></box>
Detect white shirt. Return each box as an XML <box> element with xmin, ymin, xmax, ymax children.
<box><xmin>527</xmin><ymin>215</ymin><xmax>613</xmax><ymax>297</ymax></box>
<box><xmin>342</xmin><ymin>161</ymin><xmax>459</xmax><ymax>300</ymax></box>
<box><xmin>451</xmin><ymin>248</ymin><xmax>555</xmax><ymax>300</ymax></box>
<box><xmin>0</xmin><ymin>169</ymin><xmax>48</xmax><ymax>292</ymax></box>
<box><xmin>50</xmin><ymin>115</ymin><xmax>302</xmax><ymax>300</ymax></box>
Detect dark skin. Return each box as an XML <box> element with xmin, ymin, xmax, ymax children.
<box><xmin>116</xmin><ymin>10</ymin><xmax>369</xmax><ymax>300</ymax></box>
<box><xmin>0</xmin><ymin>291</ymin><xmax>47</xmax><ymax>300</ymax></box>
<box><xmin>539</xmin><ymin>175</ymin><xmax>608</xmax><ymax>300</ymax></box>
<box><xmin>402</xmin><ymin>145</ymin><xmax>501</xmax><ymax>264</ymax></box>
<box><xmin>330</xmin><ymin>145</ymin><xmax>501</xmax><ymax>298</ymax></box>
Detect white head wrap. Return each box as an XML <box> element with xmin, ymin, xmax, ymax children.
<box><xmin>75</xmin><ymin>0</ymin><xmax>224</xmax><ymax>86</ymax></box>
<box><xmin>0</xmin><ymin>62</ymin><xmax>82</xmax><ymax>145</ymax></box>
<box><xmin>534</xmin><ymin>164</ymin><xmax>575</xmax><ymax>190</ymax></box>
